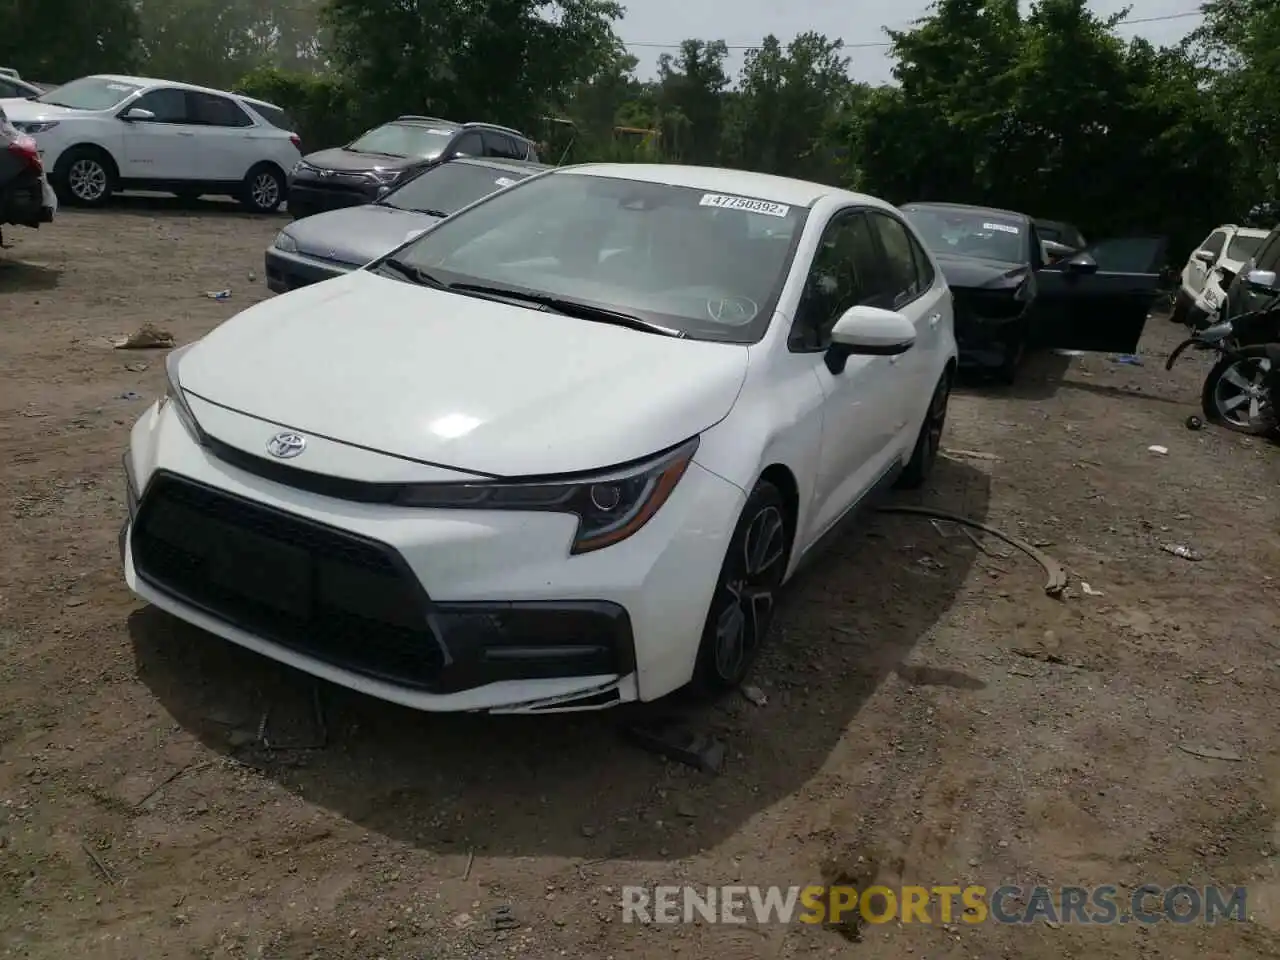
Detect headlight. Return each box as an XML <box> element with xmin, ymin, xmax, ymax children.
<box><xmin>159</xmin><ymin>343</ymin><xmax>207</xmax><ymax>444</ymax></box>
<box><xmin>396</xmin><ymin>437</ymin><xmax>698</xmax><ymax>554</ymax></box>
<box><xmin>15</xmin><ymin>120</ymin><xmax>57</xmax><ymax>134</ymax></box>
<box><xmin>290</xmin><ymin>160</ymin><xmax>311</xmax><ymax>176</ymax></box>
<box><xmin>274</xmin><ymin>231</ymin><xmax>298</xmax><ymax>253</ymax></box>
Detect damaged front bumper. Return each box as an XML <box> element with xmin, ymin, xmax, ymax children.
<box><xmin>951</xmin><ymin>289</ymin><xmax>1030</xmax><ymax>367</ymax></box>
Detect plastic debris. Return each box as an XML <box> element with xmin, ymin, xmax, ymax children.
<box><xmin>118</xmin><ymin>391</ymin><xmax>143</xmax><ymax>401</ymax></box>
<box><xmin>1185</xmin><ymin>415</ymin><xmax>1203</xmax><ymax>430</ymax></box>
<box><xmin>1161</xmin><ymin>543</ymin><xmax>1203</xmax><ymax>562</ymax></box>
<box><xmin>1178</xmin><ymin>743</ymin><xmax>1243</xmax><ymax>762</ymax></box>
<box><xmin>204</xmin><ymin>288</ymin><xmax>232</xmax><ymax>301</ymax></box>
<box><xmin>113</xmin><ymin>323</ymin><xmax>175</xmax><ymax>350</ymax></box>
<box><xmin>740</xmin><ymin>684</ymin><xmax>768</xmax><ymax>707</ymax></box>
<box><xmin>622</xmin><ymin>720</ymin><xmax>726</xmax><ymax>774</ymax></box>
<box><xmin>1080</xmin><ymin>582</ymin><xmax>1104</xmax><ymax>597</ymax></box>
<box><xmin>1110</xmin><ymin>354</ymin><xmax>1144</xmax><ymax>366</ymax></box>
<box><xmin>1054</xmin><ymin>349</ymin><xmax>1086</xmax><ymax>356</ymax></box>
<box><xmin>1148</xmin><ymin>445</ymin><xmax>1169</xmax><ymax>455</ymax></box>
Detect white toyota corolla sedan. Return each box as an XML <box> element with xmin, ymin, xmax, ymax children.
<box><xmin>121</xmin><ymin>163</ymin><xmax>957</xmax><ymax>714</ymax></box>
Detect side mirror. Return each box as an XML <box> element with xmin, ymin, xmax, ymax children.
<box><xmin>1192</xmin><ymin>248</ymin><xmax>1216</xmax><ymax>265</ymax></box>
<box><xmin>122</xmin><ymin>107</ymin><xmax>155</xmax><ymax>121</ymax></box>
<box><xmin>1066</xmin><ymin>252</ymin><xmax>1098</xmax><ymax>275</ymax></box>
<box><xmin>825</xmin><ymin>305</ymin><xmax>915</xmax><ymax>374</ymax></box>
<box><xmin>1246</xmin><ymin>268</ymin><xmax>1278</xmax><ymax>293</ymax></box>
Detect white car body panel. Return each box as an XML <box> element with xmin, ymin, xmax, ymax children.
<box><xmin>2</xmin><ymin>74</ymin><xmax>300</xmax><ymax>193</ymax></box>
<box><xmin>121</xmin><ymin>164</ymin><xmax>959</xmax><ymax>712</ymax></box>
<box><xmin>1181</xmin><ymin>224</ymin><xmax>1270</xmax><ymax>316</ymax></box>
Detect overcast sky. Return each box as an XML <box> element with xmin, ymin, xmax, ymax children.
<box><xmin>617</xmin><ymin>0</ymin><xmax>1204</xmax><ymax>83</ymax></box>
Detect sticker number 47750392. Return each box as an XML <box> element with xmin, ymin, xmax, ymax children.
<box><xmin>699</xmin><ymin>193</ymin><xmax>791</xmax><ymax>218</ymax></box>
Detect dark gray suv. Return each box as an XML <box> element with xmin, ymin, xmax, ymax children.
<box><xmin>287</xmin><ymin>116</ymin><xmax>539</xmax><ymax>219</ymax></box>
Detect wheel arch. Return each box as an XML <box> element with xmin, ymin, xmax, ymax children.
<box><xmin>242</xmin><ymin>157</ymin><xmax>287</xmax><ymax>183</ymax></box>
<box><xmin>52</xmin><ymin>141</ymin><xmax>119</xmax><ymax>178</ymax></box>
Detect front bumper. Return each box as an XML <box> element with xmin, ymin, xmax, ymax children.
<box><xmin>287</xmin><ymin>175</ymin><xmax>380</xmax><ymax>218</ymax></box>
<box><xmin>121</xmin><ymin>401</ymin><xmax>743</xmax><ymax>713</ymax></box>
<box><xmin>952</xmin><ymin>300</ymin><xmax>1028</xmax><ymax>368</ymax></box>
<box><xmin>0</xmin><ymin>169</ymin><xmax>50</xmax><ymax>227</ymax></box>
<box><xmin>264</xmin><ymin>246</ymin><xmax>354</xmax><ymax>294</ymax></box>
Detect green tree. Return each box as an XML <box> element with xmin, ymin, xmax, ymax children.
<box><xmin>0</xmin><ymin>0</ymin><xmax>140</xmax><ymax>81</ymax></box>
<box><xmin>323</xmin><ymin>0</ymin><xmax>623</xmax><ymax>133</ymax></box>
<box><xmin>652</xmin><ymin>39</ymin><xmax>730</xmax><ymax>163</ymax></box>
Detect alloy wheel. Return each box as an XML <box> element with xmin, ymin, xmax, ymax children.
<box><xmin>712</xmin><ymin>504</ymin><xmax>786</xmax><ymax>681</ymax></box>
<box><xmin>923</xmin><ymin>375</ymin><xmax>950</xmax><ymax>463</ymax></box>
<box><xmin>1214</xmin><ymin>356</ymin><xmax>1274</xmax><ymax>428</ymax></box>
<box><xmin>69</xmin><ymin>159</ymin><xmax>107</xmax><ymax>202</ymax></box>
<box><xmin>251</xmin><ymin>172</ymin><xmax>280</xmax><ymax>210</ymax></box>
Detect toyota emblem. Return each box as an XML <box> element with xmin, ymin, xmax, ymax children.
<box><xmin>266</xmin><ymin>431</ymin><xmax>307</xmax><ymax>459</ymax></box>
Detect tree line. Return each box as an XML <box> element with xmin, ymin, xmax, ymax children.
<box><xmin>0</xmin><ymin>0</ymin><xmax>1275</xmax><ymax>258</ymax></box>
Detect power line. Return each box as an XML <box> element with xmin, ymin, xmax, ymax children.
<box><xmin>620</xmin><ymin>9</ymin><xmax>1203</xmax><ymax>51</ymax></box>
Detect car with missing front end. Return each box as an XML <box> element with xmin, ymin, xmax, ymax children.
<box><xmin>287</xmin><ymin>115</ymin><xmax>539</xmax><ymax>220</ymax></box>
<box><xmin>900</xmin><ymin>201</ymin><xmax>1166</xmax><ymax>383</ymax></box>
<box><xmin>122</xmin><ymin>164</ymin><xmax>957</xmax><ymax>714</ymax></box>
<box><xmin>266</xmin><ymin>156</ymin><xmax>548</xmax><ymax>293</ymax></box>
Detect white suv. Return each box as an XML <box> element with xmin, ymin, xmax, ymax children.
<box><xmin>1172</xmin><ymin>223</ymin><xmax>1270</xmax><ymax>326</ymax></box>
<box><xmin>0</xmin><ymin>74</ymin><xmax>301</xmax><ymax>213</ymax></box>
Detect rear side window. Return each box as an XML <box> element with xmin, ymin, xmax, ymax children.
<box><xmin>248</xmin><ymin>102</ymin><xmax>294</xmax><ymax>131</ymax></box>
<box><xmin>1227</xmin><ymin>232</ymin><xmax>1266</xmax><ymax>262</ymax></box>
<box><xmin>868</xmin><ymin>211</ymin><xmax>935</xmax><ymax>307</ymax></box>
<box><xmin>481</xmin><ymin>131</ymin><xmax>522</xmax><ymax>159</ymax></box>
<box><xmin>188</xmin><ymin>92</ymin><xmax>253</xmax><ymax>127</ymax></box>
<box><xmin>1200</xmin><ymin>230</ymin><xmax>1228</xmax><ymax>258</ymax></box>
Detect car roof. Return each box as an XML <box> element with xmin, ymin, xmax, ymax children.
<box><xmin>904</xmin><ymin>200</ymin><xmax>1030</xmax><ymax>222</ymax></box>
<box><xmin>559</xmin><ymin>163</ymin><xmax>876</xmax><ymax>209</ymax></box>
<box><xmin>1235</xmin><ymin>226</ymin><xmax>1270</xmax><ymax>237</ymax></box>
<box><xmin>449</xmin><ymin>156</ymin><xmax>551</xmax><ymax>174</ymax></box>
<box><xmin>80</xmin><ymin>74</ymin><xmax>283</xmax><ymax>109</ymax></box>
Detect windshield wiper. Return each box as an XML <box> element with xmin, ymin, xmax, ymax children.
<box><xmin>412</xmin><ymin>207</ymin><xmax>451</xmax><ymax>218</ymax></box>
<box><xmin>447</xmin><ymin>284</ymin><xmax>685</xmax><ymax>337</ymax></box>
<box><xmin>374</xmin><ymin>258</ymin><xmax>447</xmax><ymax>288</ymax></box>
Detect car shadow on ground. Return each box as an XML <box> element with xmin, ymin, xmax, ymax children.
<box><xmin>0</xmin><ymin>253</ymin><xmax>60</xmax><ymax>292</ymax></box>
<box><xmin>128</xmin><ymin>457</ymin><xmax>989</xmax><ymax>862</ymax></box>
<box><xmin>77</xmin><ymin>192</ymin><xmax>290</xmax><ymax>220</ymax></box>
<box><xmin>954</xmin><ymin>349</ymin><xmax>1072</xmax><ymax>401</ymax></box>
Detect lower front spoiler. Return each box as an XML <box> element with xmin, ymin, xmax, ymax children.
<box><xmin>120</xmin><ymin>519</ymin><xmax>642</xmax><ymax>714</ymax></box>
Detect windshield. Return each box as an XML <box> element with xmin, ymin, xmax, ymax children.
<box><xmin>348</xmin><ymin>123</ymin><xmax>455</xmax><ymax>159</ymax></box>
<box><xmin>383</xmin><ymin>171</ymin><xmax>808</xmax><ymax>343</ymax></box>
<box><xmin>1227</xmin><ymin>233</ymin><xmax>1265</xmax><ymax>262</ymax></box>
<box><xmin>36</xmin><ymin>77</ymin><xmax>141</xmax><ymax>110</ymax></box>
<box><xmin>384</xmin><ymin>162</ymin><xmax>533</xmax><ymax>215</ymax></box>
<box><xmin>902</xmin><ymin>205</ymin><xmax>1027</xmax><ymax>264</ymax></box>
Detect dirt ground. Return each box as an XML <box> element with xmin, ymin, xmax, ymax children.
<box><xmin>1</xmin><ymin>200</ymin><xmax>1278</xmax><ymax>960</ymax></box>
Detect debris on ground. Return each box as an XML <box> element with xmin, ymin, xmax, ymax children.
<box><xmin>491</xmin><ymin>905</ymin><xmax>520</xmax><ymax>931</ymax></box>
<box><xmin>1161</xmin><ymin>543</ymin><xmax>1204</xmax><ymax>562</ymax></box>
<box><xmin>740</xmin><ymin>684</ymin><xmax>768</xmax><ymax>707</ymax></box>
<box><xmin>1111</xmin><ymin>354</ymin><xmax>1144</xmax><ymax>366</ymax></box>
<box><xmin>1054</xmin><ymin>348</ymin><xmax>1086</xmax><ymax>356</ymax></box>
<box><xmin>203</xmin><ymin>289</ymin><xmax>231</xmax><ymax>302</ymax></box>
<box><xmin>877</xmin><ymin>505</ymin><xmax>1067</xmax><ymax>596</ymax></box>
<box><xmin>1148</xmin><ymin>445</ymin><xmax>1169</xmax><ymax>455</ymax></box>
<box><xmin>1080</xmin><ymin>581</ymin><xmax>1104</xmax><ymax>597</ymax></box>
<box><xmin>1178</xmin><ymin>743</ymin><xmax>1244</xmax><ymax>762</ymax></box>
<box><xmin>118</xmin><ymin>391</ymin><xmax>143</xmax><ymax>401</ymax></box>
<box><xmin>942</xmin><ymin>448</ymin><xmax>1002</xmax><ymax>462</ymax></box>
<box><xmin>124</xmin><ymin>362</ymin><xmax>148</xmax><ymax>372</ymax></box>
<box><xmin>1185</xmin><ymin>415</ymin><xmax>1204</xmax><ymax>430</ymax></box>
<box><xmin>621</xmin><ymin>720</ymin><xmax>726</xmax><ymax>774</ymax></box>
<box><xmin>113</xmin><ymin>323</ymin><xmax>175</xmax><ymax>350</ymax></box>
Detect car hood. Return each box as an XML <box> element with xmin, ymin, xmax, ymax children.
<box><xmin>0</xmin><ymin>99</ymin><xmax>94</xmax><ymax>122</ymax></box>
<box><xmin>300</xmin><ymin>147</ymin><xmax>421</xmax><ymax>174</ymax></box>
<box><xmin>178</xmin><ymin>271</ymin><xmax>749</xmax><ymax>477</ymax></box>
<box><xmin>933</xmin><ymin>252</ymin><xmax>1031</xmax><ymax>290</ymax></box>
<box><xmin>283</xmin><ymin>204</ymin><xmax>440</xmax><ymax>265</ymax></box>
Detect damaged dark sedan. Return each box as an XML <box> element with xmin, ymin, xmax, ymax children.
<box><xmin>900</xmin><ymin>201</ymin><xmax>1166</xmax><ymax>383</ymax></box>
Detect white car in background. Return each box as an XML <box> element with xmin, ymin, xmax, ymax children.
<box><xmin>1173</xmin><ymin>223</ymin><xmax>1270</xmax><ymax>326</ymax></box>
<box><xmin>120</xmin><ymin>164</ymin><xmax>957</xmax><ymax>714</ymax></box>
<box><xmin>0</xmin><ymin>75</ymin><xmax>301</xmax><ymax>212</ymax></box>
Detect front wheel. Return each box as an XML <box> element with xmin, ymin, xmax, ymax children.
<box><xmin>55</xmin><ymin>147</ymin><xmax>116</xmax><ymax>207</ymax></box>
<box><xmin>1201</xmin><ymin>349</ymin><xmax>1277</xmax><ymax>435</ymax></box>
<box><xmin>690</xmin><ymin>481</ymin><xmax>790</xmax><ymax>697</ymax></box>
<box><xmin>240</xmin><ymin>164</ymin><xmax>284</xmax><ymax>214</ymax></box>
<box><xmin>995</xmin><ymin>321</ymin><xmax>1028</xmax><ymax>385</ymax></box>
<box><xmin>1170</xmin><ymin>289</ymin><xmax>1192</xmax><ymax>325</ymax></box>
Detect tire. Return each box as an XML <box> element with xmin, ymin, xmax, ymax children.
<box><xmin>1170</xmin><ymin>289</ymin><xmax>1192</xmax><ymax>325</ymax></box>
<box><xmin>995</xmin><ymin>321</ymin><xmax>1027</xmax><ymax>385</ymax></box>
<box><xmin>690</xmin><ymin>480</ymin><xmax>791</xmax><ymax>698</ymax></box>
<box><xmin>54</xmin><ymin>147</ymin><xmax>116</xmax><ymax>207</ymax></box>
<box><xmin>240</xmin><ymin>164</ymin><xmax>284</xmax><ymax>214</ymax></box>
<box><xmin>1201</xmin><ymin>349</ymin><xmax>1277</xmax><ymax>435</ymax></box>
<box><xmin>896</xmin><ymin>369</ymin><xmax>952</xmax><ymax>490</ymax></box>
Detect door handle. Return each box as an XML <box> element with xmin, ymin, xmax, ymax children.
<box><xmin>177</xmin><ymin>131</ymin><xmax>195</xmax><ymax>137</ymax></box>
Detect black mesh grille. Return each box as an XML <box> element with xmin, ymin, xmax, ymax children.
<box><xmin>131</xmin><ymin>473</ymin><xmax>446</xmax><ymax>688</ymax></box>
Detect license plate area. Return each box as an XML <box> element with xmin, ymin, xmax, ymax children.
<box><xmin>207</xmin><ymin>523</ymin><xmax>312</xmax><ymax>619</ymax></box>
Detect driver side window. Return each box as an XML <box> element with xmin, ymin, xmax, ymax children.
<box><xmin>790</xmin><ymin>210</ymin><xmax>884</xmax><ymax>351</ymax></box>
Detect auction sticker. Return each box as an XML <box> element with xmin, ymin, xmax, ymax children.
<box><xmin>494</xmin><ymin>177</ymin><xmax>517</xmax><ymax>187</ymax></box>
<box><xmin>983</xmin><ymin>221</ymin><xmax>1020</xmax><ymax>234</ymax></box>
<box><xmin>700</xmin><ymin>193</ymin><xmax>791</xmax><ymax>218</ymax></box>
